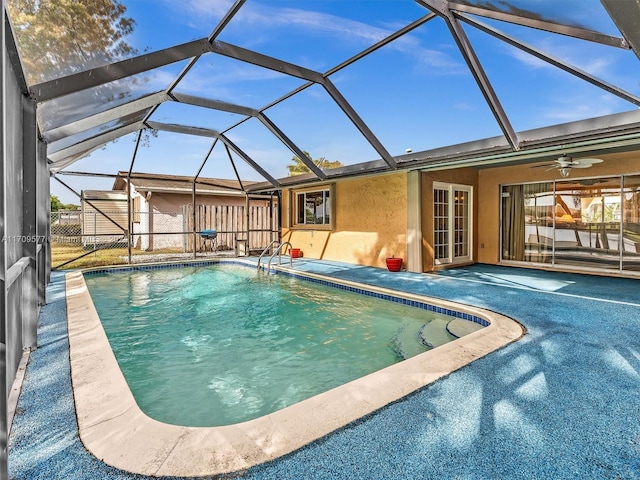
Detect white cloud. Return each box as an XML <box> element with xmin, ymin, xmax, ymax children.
<box><xmin>162</xmin><ymin>1</ymin><xmax>462</xmax><ymax>73</ymax></box>
<box><xmin>540</xmin><ymin>93</ymin><xmax>618</xmax><ymax>123</ymax></box>
<box><xmin>501</xmin><ymin>36</ymin><xmax>615</xmax><ymax>77</ymax></box>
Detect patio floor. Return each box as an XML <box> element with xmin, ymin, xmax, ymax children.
<box><xmin>8</xmin><ymin>260</ymin><xmax>640</xmax><ymax>479</ymax></box>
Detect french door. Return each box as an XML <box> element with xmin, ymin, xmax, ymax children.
<box><xmin>433</xmin><ymin>183</ymin><xmax>473</xmax><ymax>265</ymax></box>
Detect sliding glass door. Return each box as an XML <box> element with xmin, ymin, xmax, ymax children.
<box><xmin>623</xmin><ymin>175</ymin><xmax>640</xmax><ymax>272</ymax></box>
<box><xmin>501</xmin><ymin>175</ymin><xmax>640</xmax><ymax>274</ymax></box>
<box><xmin>553</xmin><ymin>179</ymin><xmax>622</xmax><ymax>271</ymax></box>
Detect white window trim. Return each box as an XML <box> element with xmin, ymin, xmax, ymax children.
<box><xmin>433</xmin><ymin>182</ymin><xmax>473</xmax><ymax>266</ymax></box>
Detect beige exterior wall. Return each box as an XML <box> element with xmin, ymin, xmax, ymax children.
<box><xmin>477</xmin><ymin>151</ymin><xmax>640</xmax><ymax>265</ymax></box>
<box><xmin>282</xmin><ymin>172</ymin><xmax>407</xmax><ymax>268</ymax></box>
<box><xmin>147</xmin><ymin>192</ymin><xmax>248</xmax><ymax>214</ymax></box>
<box><xmin>81</xmin><ymin>194</ymin><xmax>128</xmax><ymax>246</ymax></box>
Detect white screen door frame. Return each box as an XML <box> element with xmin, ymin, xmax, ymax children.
<box><xmin>433</xmin><ymin>182</ymin><xmax>473</xmax><ymax>266</ymax></box>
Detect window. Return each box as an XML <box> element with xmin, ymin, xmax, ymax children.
<box><xmin>295</xmin><ymin>188</ymin><xmax>331</xmax><ymax>226</ymax></box>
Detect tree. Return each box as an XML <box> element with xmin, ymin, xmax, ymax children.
<box><xmin>287</xmin><ymin>152</ymin><xmax>343</xmax><ymax>176</ymax></box>
<box><xmin>50</xmin><ymin>195</ymin><xmax>64</xmax><ymax>212</ymax></box>
<box><xmin>8</xmin><ymin>0</ymin><xmax>137</xmax><ymax>85</ymax></box>
<box><xmin>50</xmin><ymin>195</ymin><xmax>79</xmax><ymax>211</ymax></box>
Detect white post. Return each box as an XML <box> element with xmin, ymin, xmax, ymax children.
<box><xmin>406</xmin><ymin>170</ymin><xmax>423</xmax><ymax>273</ymax></box>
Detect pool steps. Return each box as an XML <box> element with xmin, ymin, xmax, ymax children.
<box><xmin>419</xmin><ymin>318</ymin><xmax>456</xmax><ymax>348</ymax></box>
<box><xmin>390</xmin><ymin>323</ymin><xmax>430</xmax><ymax>360</ymax></box>
<box><xmin>391</xmin><ymin>316</ymin><xmax>478</xmax><ymax>360</ymax></box>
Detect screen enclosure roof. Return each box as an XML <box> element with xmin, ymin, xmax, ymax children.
<box><xmin>6</xmin><ymin>0</ymin><xmax>640</xmax><ymax>194</ymax></box>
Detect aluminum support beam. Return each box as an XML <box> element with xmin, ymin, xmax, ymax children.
<box><xmin>45</xmin><ymin>91</ymin><xmax>249</xmax><ymax>148</ymax></box>
<box><xmin>450</xmin><ymin>2</ymin><xmax>629</xmax><ymax>49</ymax></box>
<box><xmin>208</xmin><ymin>0</ymin><xmax>246</xmax><ymax>42</ymax></box>
<box><xmin>47</xmin><ymin>121</ymin><xmax>144</xmax><ymax>163</ymax></box>
<box><xmin>1</xmin><ymin>8</ymin><xmax>8</xmax><ymax>479</ymax></box>
<box><xmin>416</xmin><ymin>0</ymin><xmax>519</xmax><ymax>150</ymax></box>
<box><xmin>172</xmin><ymin>93</ymin><xmax>257</xmax><ymax>117</ymax></box>
<box><xmin>30</xmin><ymin>38</ymin><xmax>213</xmax><ymax>102</ymax></box>
<box><xmin>601</xmin><ymin>0</ymin><xmax>640</xmax><ymax>60</ymax></box>
<box><xmin>4</xmin><ymin>12</ymin><xmax>27</xmax><ymax>94</ymax></box>
<box><xmin>21</xmin><ymin>95</ymin><xmax>38</xmax><ymax>348</ymax></box>
<box><xmin>126</xmin><ymin>131</ymin><xmax>143</xmax><ymax>264</ymax></box>
<box><xmin>154</xmin><ymin>0</ymin><xmax>246</xmax><ymax>123</ymax></box>
<box><xmin>257</xmin><ymin>113</ymin><xmax>326</xmax><ymax>179</ymax></box>
<box><xmin>217</xmin><ymin>133</ymin><xmax>281</xmax><ymax>187</ymax></box>
<box><xmin>52</xmin><ymin>176</ymin><xmax>127</xmax><ymax>232</ymax></box>
<box><xmin>36</xmin><ymin>139</ymin><xmax>49</xmax><ymax>299</ymax></box>
<box><xmin>147</xmin><ymin>121</ymin><xmax>280</xmax><ymax>187</ymax></box>
<box><xmin>224</xmin><ymin>143</ymin><xmax>245</xmax><ymax>191</ymax></box>
<box><xmin>260</xmin><ymin>14</ymin><xmax>436</xmax><ymax>116</ymax></box>
<box><xmin>171</xmin><ymin>95</ymin><xmax>323</xmax><ymax>179</ymax></box>
<box><xmin>43</xmin><ymin>91</ymin><xmax>170</xmax><ymax>143</ymax></box>
<box><xmin>459</xmin><ymin>14</ymin><xmax>640</xmax><ymax>107</ymax></box>
<box><xmin>328</xmin><ymin>13</ymin><xmax>437</xmax><ymax>76</ymax></box>
<box><xmin>322</xmin><ymin>78</ymin><xmax>397</xmax><ymax>168</ymax></box>
<box><xmin>146</xmin><ymin>121</ymin><xmax>219</xmax><ymax>138</ymax></box>
<box><xmin>192</xmin><ymin>139</ymin><xmax>217</xmax><ymax>256</ymax></box>
<box><xmin>194</xmin><ymin>139</ymin><xmax>218</xmax><ymax>181</ymax></box>
<box><xmin>210</xmin><ymin>40</ymin><xmax>326</xmax><ymax>84</ymax></box>
<box><xmin>49</xmin><ymin>147</ymin><xmax>100</xmax><ymax>173</ymax></box>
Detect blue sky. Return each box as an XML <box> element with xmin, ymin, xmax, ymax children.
<box><xmin>47</xmin><ymin>0</ymin><xmax>640</xmax><ymax>204</ymax></box>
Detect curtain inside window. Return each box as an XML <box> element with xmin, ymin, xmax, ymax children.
<box><xmin>502</xmin><ymin>185</ymin><xmax>526</xmax><ymax>261</ymax></box>
<box><xmin>502</xmin><ymin>183</ymin><xmax>552</xmax><ymax>261</ymax></box>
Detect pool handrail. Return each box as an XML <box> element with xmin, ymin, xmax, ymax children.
<box><xmin>257</xmin><ymin>240</ymin><xmax>281</xmax><ymax>271</ymax></box>
<box><xmin>266</xmin><ymin>241</ymin><xmax>293</xmax><ymax>272</ymax></box>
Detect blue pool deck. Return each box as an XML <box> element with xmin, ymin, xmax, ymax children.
<box><xmin>8</xmin><ymin>260</ymin><xmax>640</xmax><ymax>479</ymax></box>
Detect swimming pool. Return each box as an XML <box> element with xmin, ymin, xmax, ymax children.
<box><xmin>66</xmin><ymin>260</ymin><xmax>524</xmax><ymax>476</ymax></box>
<box><xmin>85</xmin><ymin>263</ymin><xmax>481</xmax><ymax>427</ymax></box>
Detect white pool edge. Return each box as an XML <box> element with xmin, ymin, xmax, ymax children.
<box><xmin>65</xmin><ymin>264</ymin><xmax>524</xmax><ymax>477</ymax></box>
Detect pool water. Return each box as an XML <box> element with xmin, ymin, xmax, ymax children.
<box><xmin>85</xmin><ymin>264</ymin><xmax>462</xmax><ymax>427</ymax></box>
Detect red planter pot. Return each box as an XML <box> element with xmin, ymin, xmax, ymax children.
<box><xmin>291</xmin><ymin>248</ymin><xmax>302</xmax><ymax>258</ymax></box>
<box><xmin>386</xmin><ymin>257</ymin><xmax>403</xmax><ymax>272</ymax></box>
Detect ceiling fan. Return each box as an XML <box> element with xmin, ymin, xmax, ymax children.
<box><xmin>530</xmin><ymin>155</ymin><xmax>603</xmax><ymax>178</ymax></box>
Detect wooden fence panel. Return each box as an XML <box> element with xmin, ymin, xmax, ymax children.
<box><xmin>184</xmin><ymin>204</ymin><xmax>277</xmax><ymax>252</ymax></box>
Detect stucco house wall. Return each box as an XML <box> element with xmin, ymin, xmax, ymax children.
<box><xmin>282</xmin><ymin>172</ymin><xmax>407</xmax><ymax>269</ymax></box>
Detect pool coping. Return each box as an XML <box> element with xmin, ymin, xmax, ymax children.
<box><xmin>65</xmin><ymin>260</ymin><xmax>525</xmax><ymax>477</ymax></box>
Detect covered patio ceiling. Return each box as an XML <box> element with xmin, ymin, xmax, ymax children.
<box><xmin>7</xmin><ymin>0</ymin><xmax>640</xmax><ymax>196</ymax></box>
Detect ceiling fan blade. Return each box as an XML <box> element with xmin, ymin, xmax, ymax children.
<box><xmin>572</xmin><ymin>158</ymin><xmax>603</xmax><ymax>167</ymax></box>
<box><xmin>530</xmin><ymin>163</ymin><xmax>557</xmax><ymax>169</ymax></box>
<box><xmin>571</xmin><ymin>163</ymin><xmax>595</xmax><ymax>169</ymax></box>
<box><xmin>578</xmin><ymin>178</ymin><xmax>609</xmax><ymax>186</ymax></box>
